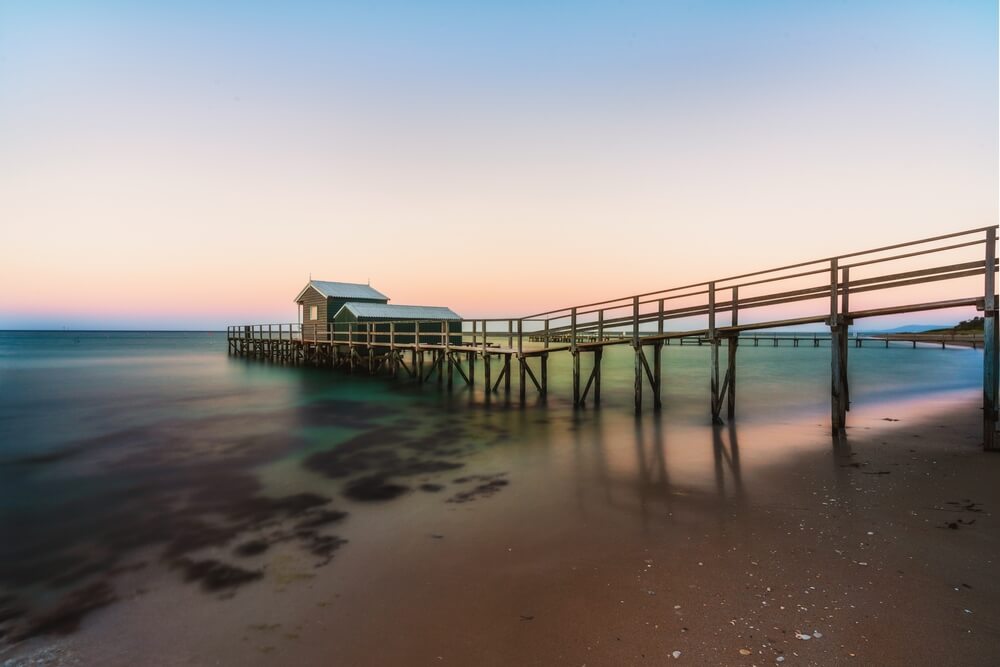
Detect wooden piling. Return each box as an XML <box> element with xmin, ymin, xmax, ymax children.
<box><xmin>830</xmin><ymin>259</ymin><xmax>847</xmax><ymax>434</ymax></box>
<box><xmin>504</xmin><ymin>354</ymin><xmax>511</xmax><ymax>393</ymax></box>
<box><xmin>633</xmin><ymin>296</ymin><xmax>642</xmax><ymax>413</ymax></box>
<box><xmin>653</xmin><ymin>341</ymin><xmax>662</xmax><ymax>410</ymax></box>
<box><xmin>518</xmin><ymin>319</ymin><xmax>526</xmax><ymax>404</ymax></box>
<box><xmin>727</xmin><ymin>286</ymin><xmax>739</xmax><ymax>420</ymax></box>
<box><xmin>573</xmin><ymin>352</ymin><xmax>581</xmax><ymax>405</ymax></box>
<box><xmin>594</xmin><ymin>348</ymin><xmax>602</xmax><ymax>405</ymax></box>
<box><xmin>709</xmin><ymin>282</ymin><xmax>722</xmax><ymax>424</ymax></box>
<box><xmin>540</xmin><ymin>352</ymin><xmax>548</xmax><ymax>398</ymax></box>
<box><xmin>484</xmin><ymin>353</ymin><xmax>492</xmax><ymax>400</ymax></box>
<box><xmin>984</xmin><ymin>228</ymin><xmax>998</xmax><ymax>450</ymax></box>
<box><xmin>571</xmin><ymin>308</ymin><xmax>580</xmax><ymax>405</ymax></box>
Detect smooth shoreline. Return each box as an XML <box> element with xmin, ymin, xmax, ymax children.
<box><xmin>3</xmin><ymin>389</ymin><xmax>997</xmax><ymax>666</ymax></box>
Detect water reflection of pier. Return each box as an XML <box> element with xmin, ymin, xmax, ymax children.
<box><xmin>572</xmin><ymin>414</ymin><xmax>745</xmax><ymax>529</ymax></box>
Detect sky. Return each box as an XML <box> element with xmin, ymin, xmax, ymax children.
<box><xmin>0</xmin><ymin>1</ymin><xmax>997</xmax><ymax>330</ymax></box>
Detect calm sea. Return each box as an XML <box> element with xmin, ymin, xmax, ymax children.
<box><xmin>0</xmin><ymin>330</ymin><xmax>983</xmax><ymax>647</ymax></box>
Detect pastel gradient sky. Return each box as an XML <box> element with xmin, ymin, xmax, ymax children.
<box><xmin>1</xmin><ymin>1</ymin><xmax>996</xmax><ymax>329</ymax></box>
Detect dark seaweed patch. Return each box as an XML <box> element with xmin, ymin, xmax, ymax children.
<box><xmin>176</xmin><ymin>558</ymin><xmax>263</xmax><ymax>592</ymax></box>
<box><xmin>343</xmin><ymin>475</ymin><xmax>410</xmax><ymax>502</ymax></box>
<box><xmin>447</xmin><ymin>475</ymin><xmax>509</xmax><ymax>504</ymax></box>
<box><xmin>295</xmin><ymin>509</ymin><xmax>348</xmax><ymax>530</ymax></box>
<box><xmin>12</xmin><ymin>582</ymin><xmax>116</xmax><ymax>641</ymax></box>
<box><xmin>234</xmin><ymin>540</ymin><xmax>271</xmax><ymax>557</ymax></box>
<box><xmin>0</xmin><ymin>396</ymin><xmax>494</xmax><ymax>647</ymax></box>
<box><xmin>296</xmin><ymin>533</ymin><xmax>348</xmax><ymax>566</ymax></box>
<box><xmin>266</xmin><ymin>493</ymin><xmax>331</xmax><ymax>515</ymax></box>
<box><xmin>419</xmin><ymin>483</ymin><xmax>444</xmax><ymax>492</ymax></box>
<box><xmin>304</xmin><ymin>429</ymin><xmax>464</xmax><ymax>481</ymax></box>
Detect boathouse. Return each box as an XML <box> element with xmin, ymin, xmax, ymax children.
<box><xmin>295</xmin><ymin>280</ymin><xmax>389</xmax><ymax>326</ymax></box>
<box><xmin>294</xmin><ymin>279</ymin><xmax>462</xmax><ymax>344</ymax></box>
<box><xmin>333</xmin><ymin>303</ymin><xmax>462</xmax><ymax>345</ymax></box>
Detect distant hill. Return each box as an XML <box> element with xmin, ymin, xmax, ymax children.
<box><xmin>925</xmin><ymin>317</ymin><xmax>984</xmax><ymax>334</ymax></box>
<box><xmin>876</xmin><ymin>324</ymin><xmax>943</xmax><ymax>334</ymax></box>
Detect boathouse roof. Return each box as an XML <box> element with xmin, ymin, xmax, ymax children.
<box><xmin>294</xmin><ymin>280</ymin><xmax>388</xmax><ymax>302</ymax></box>
<box><xmin>334</xmin><ymin>303</ymin><xmax>461</xmax><ymax>321</ymax></box>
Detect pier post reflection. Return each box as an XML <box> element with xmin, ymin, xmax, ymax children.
<box><xmin>712</xmin><ymin>422</ymin><xmax>744</xmax><ymax>502</ymax></box>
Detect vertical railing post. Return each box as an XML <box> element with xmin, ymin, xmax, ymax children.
<box><xmin>984</xmin><ymin>228</ymin><xmax>998</xmax><ymax>450</ymax></box>
<box><xmin>348</xmin><ymin>323</ymin><xmax>355</xmax><ymax>373</ymax></box>
<box><xmin>709</xmin><ymin>282</ymin><xmax>722</xmax><ymax>424</ymax></box>
<box><xmin>841</xmin><ymin>267</ymin><xmax>851</xmax><ymax>417</ymax></box>
<box><xmin>727</xmin><ymin>286</ymin><xmax>739</xmax><ymax>419</ymax></box>
<box><xmin>653</xmin><ymin>298</ymin><xmax>664</xmax><ymax>410</ymax></box>
<box><xmin>367</xmin><ymin>323</ymin><xmax>374</xmax><ymax>375</ymax></box>
<box><xmin>482</xmin><ymin>319</ymin><xmax>491</xmax><ymax>397</ymax></box>
<box><xmin>517</xmin><ymin>319</ymin><xmax>526</xmax><ymax>403</ymax></box>
<box><xmin>390</xmin><ymin>321</ymin><xmax>397</xmax><ymax>378</ymax></box>
<box><xmin>571</xmin><ymin>307</ymin><xmax>580</xmax><ymax>406</ymax></box>
<box><xmin>841</xmin><ymin>267</ymin><xmax>850</xmax><ymax>316</ymax></box>
<box><xmin>571</xmin><ymin>309</ymin><xmax>578</xmax><ymax>350</ymax></box>
<box><xmin>541</xmin><ymin>320</ymin><xmax>549</xmax><ymax>398</ymax></box>
<box><xmin>465</xmin><ymin>320</ymin><xmax>474</xmax><ymax>387</ymax></box>
<box><xmin>444</xmin><ymin>320</ymin><xmax>451</xmax><ymax>389</ymax></box>
<box><xmin>415</xmin><ymin>321</ymin><xmax>423</xmax><ymax>383</ymax></box>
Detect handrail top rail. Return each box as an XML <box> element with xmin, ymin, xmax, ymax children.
<box><xmin>520</xmin><ymin>225</ymin><xmax>996</xmax><ymax>319</ymax></box>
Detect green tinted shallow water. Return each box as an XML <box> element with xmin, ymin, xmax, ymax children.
<box><xmin>0</xmin><ymin>330</ymin><xmax>984</xmax><ymax>642</ymax></box>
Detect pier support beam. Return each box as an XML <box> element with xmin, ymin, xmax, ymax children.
<box><xmin>594</xmin><ymin>349</ymin><xmax>602</xmax><ymax>405</ymax></box>
<box><xmin>631</xmin><ymin>345</ymin><xmax>660</xmax><ymax>413</ymax></box>
<box><xmin>652</xmin><ymin>343</ymin><xmax>662</xmax><ymax>410</ymax></box>
<box><xmin>984</xmin><ymin>228</ymin><xmax>998</xmax><ymax>450</ymax></box>
<box><xmin>829</xmin><ymin>259</ymin><xmax>849</xmax><ymax>435</ymax></box>
<box><xmin>572</xmin><ymin>351</ymin><xmax>581</xmax><ymax>406</ymax></box>
<box><xmin>708</xmin><ymin>283</ymin><xmax>723</xmax><ymax>424</ymax></box>
<box><xmin>519</xmin><ymin>356</ymin><xmax>527</xmax><ymax>404</ymax></box>
<box><xmin>710</xmin><ymin>338</ymin><xmax>723</xmax><ymax>424</ymax></box>
<box><xmin>634</xmin><ymin>345</ymin><xmax>643</xmax><ymax>413</ymax></box>
<box><xmin>483</xmin><ymin>353</ymin><xmax>492</xmax><ymax>400</ymax></box>
<box><xmin>577</xmin><ymin>349</ymin><xmax>604</xmax><ymax>407</ymax></box>
<box><xmin>726</xmin><ymin>337</ymin><xmax>738</xmax><ymax>420</ymax></box>
<box><xmin>540</xmin><ymin>352</ymin><xmax>548</xmax><ymax>399</ymax></box>
<box><xmin>831</xmin><ymin>319</ymin><xmax>849</xmax><ymax>434</ymax></box>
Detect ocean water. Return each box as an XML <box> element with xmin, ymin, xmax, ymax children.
<box><xmin>0</xmin><ymin>330</ymin><xmax>984</xmax><ymax>650</ymax></box>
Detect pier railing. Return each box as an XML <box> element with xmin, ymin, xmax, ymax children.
<box><xmin>228</xmin><ymin>225</ymin><xmax>999</xmax><ymax>448</ymax></box>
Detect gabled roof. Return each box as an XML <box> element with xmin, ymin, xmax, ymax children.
<box><xmin>334</xmin><ymin>303</ymin><xmax>461</xmax><ymax>321</ymax></box>
<box><xmin>294</xmin><ymin>280</ymin><xmax>388</xmax><ymax>303</ymax></box>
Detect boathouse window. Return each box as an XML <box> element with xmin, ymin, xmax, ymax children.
<box><xmin>309</xmin><ymin>306</ymin><xmax>318</xmax><ymax>320</ymax></box>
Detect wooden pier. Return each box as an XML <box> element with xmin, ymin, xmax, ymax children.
<box><xmin>228</xmin><ymin>226</ymin><xmax>1000</xmax><ymax>449</ymax></box>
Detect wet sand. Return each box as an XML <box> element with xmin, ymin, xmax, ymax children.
<box><xmin>3</xmin><ymin>392</ymin><xmax>999</xmax><ymax>666</ymax></box>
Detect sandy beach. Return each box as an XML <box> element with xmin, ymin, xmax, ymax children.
<box><xmin>4</xmin><ymin>386</ymin><xmax>997</xmax><ymax>667</ymax></box>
